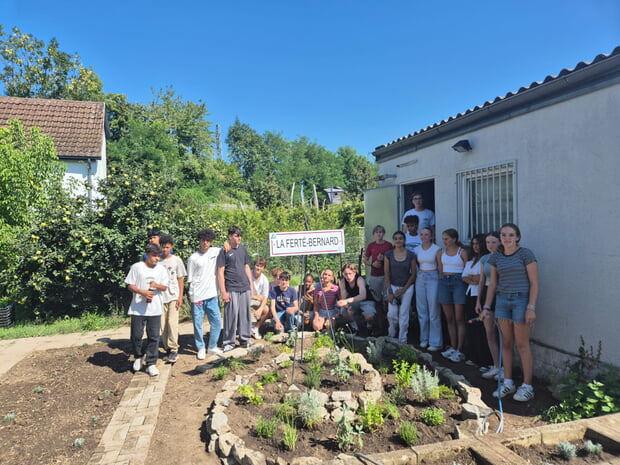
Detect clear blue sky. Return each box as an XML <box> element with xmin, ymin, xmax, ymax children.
<box><xmin>3</xmin><ymin>0</ymin><xmax>619</xmax><ymax>158</ymax></box>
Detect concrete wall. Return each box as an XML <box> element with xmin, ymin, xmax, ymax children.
<box><xmin>62</xmin><ymin>134</ymin><xmax>106</xmax><ymax>201</ymax></box>
<box><xmin>375</xmin><ymin>82</ymin><xmax>620</xmax><ymax>370</ymax></box>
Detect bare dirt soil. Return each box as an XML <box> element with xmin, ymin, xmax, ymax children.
<box><xmin>0</xmin><ymin>328</ymin><xmax>560</xmax><ymax>465</ymax></box>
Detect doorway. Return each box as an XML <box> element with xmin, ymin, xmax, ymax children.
<box><xmin>401</xmin><ymin>179</ymin><xmax>435</xmax><ymax>226</ymax></box>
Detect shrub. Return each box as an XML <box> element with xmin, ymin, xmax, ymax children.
<box><xmin>358</xmin><ymin>400</ymin><xmax>385</xmax><ymax>432</ymax></box>
<box><xmin>583</xmin><ymin>439</ymin><xmax>603</xmax><ymax>456</ymax></box>
<box><xmin>236</xmin><ymin>384</ymin><xmax>264</xmax><ymax>405</ymax></box>
<box><xmin>365</xmin><ymin>339</ymin><xmax>384</xmax><ymax>366</ymax></box>
<box><xmin>557</xmin><ymin>441</ymin><xmax>577</xmax><ymax>460</ymax></box>
<box><xmin>410</xmin><ymin>366</ymin><xmax>440</xmax><ymax>402</ymax></box>
<box><xmin>298</xmin><ymin>390</ymin><xmax>325</xmax><ymax>428</ymax></box>
<box><xmin>303</xmin><ymin>362</ymin><xmax>323</xmax><ymax>389</ymax></box>
<box><xmin>420</xmin><ymin>407</ymin><xmax>445</xmax><ymax>426</ymax></box>
<box><xmin>398</xmin><ymin>421</ymin><xmax>418</xmax><ymax>446</ymax></box>
<box><xmin>255</xmin><ymin>416</ymin><xmax>278</xmax><ymax>438</ymax></box>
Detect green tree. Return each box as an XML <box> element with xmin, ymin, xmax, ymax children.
<box><xmin>0</xmin><ymin>119</ymin><xmax>65</xmax><ymax>227</ymax></box>
<box><xmin>337</xmin><ymin>146</ymin><xmax>378</xmax><ymax>200</ymax></box>
<box><xmin>0</xmin><ymin>25</ymin><xmax>104</xmax><ymax>100</ymax></box>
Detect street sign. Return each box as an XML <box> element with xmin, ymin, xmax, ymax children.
<box><xmin>269</xmin><ymin>230</ymin><xmax>346</xmax><ymax>257</ymax></box>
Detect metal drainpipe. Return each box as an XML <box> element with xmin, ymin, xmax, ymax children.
<box><xmin>86</xmin><ymin>158</ymin><xmax>93</xmax><ymax>202</ymax></box>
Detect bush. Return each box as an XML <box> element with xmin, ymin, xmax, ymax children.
<box><xmin>303</xmin><ymin>362</ymin><xmax>323</xmax><ymax>389</ymax></box>
<box><xmin>393</xmin><ymin>359</ymin><xmax>417</xmax><ymax>388</ymax></box>
<box><xmin>420</xmin><ymin>407</ymin><xmax>445</xmax><ymax>426</ymax></box>
<box><xmin>298</xmin><ymin>390</ymin><xmax>325</xmax><ymax>428</ymax></box>
<box><xmin>358</xmin><ymin>400</ymin><xmax>385</xmax><ymax>432</ymax></box>
<box><xmin>410</xmin><ymin>366</ymin><xmax>440</xmax><ymax>403</ymax></box>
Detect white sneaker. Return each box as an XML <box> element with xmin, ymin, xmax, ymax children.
<box><xmin>146</xmin><ymin>364</ymin><xmax>159</xmax><ymax>377</ymax></box>
<box><xmin>197</xmin><ymin>348</ymin><xmax>206</xmax><ymax>360</ymax></box>
<box><xmin>133</xmin><ymin>357</ymin><xmax>143</xmax><ymax>372</ymax></box>
<box><xmin>419</xmin><ymin>342</ymin><xmax>428</xmax><ymax>349</ymax></box>
<box><xmin>207</xmin><ymin>347</ymin><xmax>223</xmax><ymax>355</ymax></box>
<box><xmin>251</xmin><ymin>327</ymin><xmax>262</xmax><ymax>340</ymax></box>
<box><xmin>441</xmin><ymin>347</ymin><xmax>456</xmax><ymax>359</ymax></box>
<box><xmin>448</xmin><ymin>350</ymin><xmax>466</xmax><ymax>363</ymax></box>
<box><xmin>493</xmin><ymin>382</ymin><xmax>516</xmax><ymax>398</ymax></box>
<box><xmin>482</xmin><ymin>366</ymin><xmax>500</xmax><ymax>379</ymax></box>
<box><xmin>513</xmin><ymin>384</ymin><xmax>535</xmax><ymax>402</ymax></box>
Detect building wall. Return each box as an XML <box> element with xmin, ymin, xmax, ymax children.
<box><xmin>62</xmin><ymin>135</ymin><xmax>106</xmax><ymax>201</ymax></box>
<box><xmin>376</xmin><ymin>82</ymin><xmax>620</xmax><ymax>370</ymax></box>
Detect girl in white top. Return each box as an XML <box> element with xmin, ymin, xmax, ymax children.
<box><xmin>437</xmin><ymin>228</ymin><xmax>468</xmax><ymax>363</ymax></box>
<box><xmin>414</xmin><ymin>227</ymin><xmax>442</xmax><ymax>350</ymax></box>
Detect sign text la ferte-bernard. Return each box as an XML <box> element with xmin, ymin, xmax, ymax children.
<box><xmin>269</xmin><ymin>230</ymin><xmax>346</xmax><ymax>257</ymax></box>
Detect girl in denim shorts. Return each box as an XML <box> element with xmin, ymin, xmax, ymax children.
<box><xmin>482</xmin><ymin>223</ymin><xmax>539</xmax><ymax>402</ymax></box>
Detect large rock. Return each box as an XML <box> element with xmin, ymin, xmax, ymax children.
<box><xmin>217</xmin><ymin>432</ymin><xmax>245</xmax><ymax>457</ymax></box>
<box><xmin>208</xmin><ymin>411</ymin><xmax>230</xmax><ymax>435</ymax></box>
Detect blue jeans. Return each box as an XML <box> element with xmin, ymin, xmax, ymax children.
<box><xmin>191</xmin><ymin>297</ymin><xmax>222</xmax><ymax>350</ymax></box>
<box><xmin>415</xmin><ymin>270</ymin><xmax>442</xmax><ymax>348</ymax></box>
<box><xmin>438</xmin><ymin>274</ymin><xmax>467</xmax><ymax>305</ymax></box>
<box><xmin>496</xmin><ymin>292</ymin><xmax>529</xmax><ymax>323</ymax></box>
<box><xmin>387</xmin><ymin>285</ymin><xmax>414</xmax><ymax>343</ymax></box>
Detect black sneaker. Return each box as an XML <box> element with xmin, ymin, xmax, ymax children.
<box><xmin>167</xmin><ymin>351</ymin><xmax>179</xmax><ymax>363</ymax></box>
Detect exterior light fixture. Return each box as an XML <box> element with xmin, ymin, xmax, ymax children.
<box><xmin>452</xmin><ymin>139</ymin><xmax>472</xmax><ymax>153</ymax></box>
<box><xmin>373</xmin><ymin>174</ymin><xmax>397</xmax><ymax>182</ymax></box>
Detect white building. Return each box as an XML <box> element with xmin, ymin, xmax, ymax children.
<box><xmin>0</xmin><ymin>96</ymin><xmax>107</xmax><ymax>200</ymax></box>
<box><xmin>366</xmin><ymin>47</ymin><xmax>620</xmax><ymax>373</ymax></box>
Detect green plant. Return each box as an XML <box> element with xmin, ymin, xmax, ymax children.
<box><xmin>263</xmin><ymin>331</ymin><xmax>275</xmax><ymax>342</ymax></box>
<box><xmin>303</xmin><ymin>362</ymin><xmax>323</xmax><ymax>389</ymax></box>
<box><xmin>398</xmin><ymin>421</ymin><xmax>418</xmax><ymax>446</ymax></box>
<box><xmin>90</xmin><ymin>415</ymin><xmax>100</xmax><ymax>423</ymax></box>
<box><xmin>437</xmin><ymin>385</ymin><xmax>456</xmax><ymax>399</ymax></box>
<box><xmin>381</xmin><ymin>398</ymin><xmax>400</xmax><ymax>419</ymax></box>
<box><xmin>330</xmin><ymin>352</ymin><xmax>353</xmax><ymax>382</ymax></box>
<box><xmin>543</xmin><ymin>379</ymin><xmax>618</xmax><ymax>423</ymax></box>
<box><xmin>285</xmin><ymin>327</ymin><xmax>298</xmax><ymax>348</ymax></box>
<box><xmin>583</xmin><ymin>439</ymin><xmax>603</xmax><ymax>456</ymax></box>
<box><xmin>33</xmin><ymin>386</ymin><xmax>44</xmax><ymax>394</ymax></box>
<box><xmin>557</xmin><ymin>441</ymin><xmax>577</xmax><ymax>460</ymax></box>
<box><xmin>73</xmin><ymin>438</ymin><xmax>86</xmax><ymax>448</ymax></box>
<box><xmin>228</xmin><ymin>359</ymin><xmax>246</xmax><ymax>372</ymax></box>
<box><xmin>336</xmin><ymin>405</ymin><xmax>364</xmax><ymax>451</ymax></box>
<box><xmin>410</xmin><ymin>366</ymin><xmax>440</xmax><ymax>402</ymax></box>
<box><xmin>255</xmin><ymin>416</ymin><xmax>278</xmax><ymax>439</ymax></box>
<box><xmin>280</xmin><ymin>359</ymin><xmax>292</xmax><ymax>368</ymax></box>
<box><xmin>358</xmin><ymin>400</ymin><xmax>385</xmax><ymax>432</ymax></box>
<box><xmin>365</xmin><ymin>339</ymin><xmax>384</xmax><ymax>366</ymax></box>
<box><xmin>261</xmin><ymin>370</ymin><xmax>279</xmax><ymax>384</ymax></box>
<box><xmin>3</xmin><ymin>413</ymin><xmax>15</xmax><ymax>421</ymax></box>
<box><xmin>335</xmin><ymin>328</ymin><xmax>355</xmax><ymax>352</ymax></box>
<box><xmin>421</xmin><ymin>407</ymin><xmax>445</xmax><ymax>426</ymax></box>
<box><xmin>378</xmin><ymin>364</ymin><xmax>390</xmax><ymax>375</ymax></box>
<box><xmin>236</xmin><ymin>384</ymin><xmax>264</xmax><ymax>405</ymax></box>
<box><xmin>389</xmin><ymin>384</ymin><xmax>407</xmax><ymax>406</ymax></box>
<box><xmin>212</xmin><ymin>366</ymin><xmax>229</xmax><ymax>380</ymax></box>
<box><xmin>396</xmin><ymin>345</ymin><xmax>418</xmax><ymax>365</ymax></box>
<box><xmin>313</xmin><ymin>332</ymin><xmax>335</xmax><ymax>349</ymax></box>
<box><xmin>298</xmin><ymin>389</ymin><xmax>325</xmax><ymax>428</ymax></box>
<box><xmin>247</xmin><ymin>344</ymin><xmax>265</xmax><ymax>360</ymax></box>
<box><xmin>275</xmin><ymin>398</ymin><xmax>298</xmax><ymax>425</ymax></box>
<box><xmin>282</xmin><ymin>423</ymin><xmax>298</xmax><ymax>450</ymax></box>
<box><xmin>393</xmin><ymin>359</ymin><xmax>418</xmax><ymax>388</ymax></box>
<box><xmin>102</xmin><ymin>389</ymin><xmax>112</xmax><ymax>397</ymax></box>
<box><xmin>303</xmin><ymin>346</ymin><xmax>319</xmax><ymax>363</ymax></box>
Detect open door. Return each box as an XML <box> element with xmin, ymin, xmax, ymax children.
<box><xmin>401</xmin><ymin>179</ymin><xmax>435</xmax><ymax>227</ymax></box>
<box><xmin>363</xmin><ymin>185</ymin><xmax>400</xmax><ymax>277</ymax></box>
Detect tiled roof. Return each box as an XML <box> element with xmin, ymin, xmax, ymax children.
<box><xmin>376</xmin><ymin>46</ymin><xmax>620</xmax><ymax>151</ymax></box>
<box><xmin>0</xmin><ymin>96</ymin><xmax>105</xmax><ymax>159</ymax></box>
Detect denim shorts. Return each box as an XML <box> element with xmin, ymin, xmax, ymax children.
<box><xmin>318</xmin><ymin>308</ymin><xmax>339</xmax><ymax>319</ymax></box>
<box><xmin>438</xmin><ymin>274</ymin><xmax>467</xmax><ymax>305</ymax></box>
<box><xmin>495</xmin><ymin>292</ymin><xmax>529</xmax><ymax>323</ymax></box>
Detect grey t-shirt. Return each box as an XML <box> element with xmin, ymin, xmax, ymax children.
<box><xmin>488</xmin><ymin>247</ymin><xmax>537</xmax><ymax>294</ymax></box>
<box><xmin>217</xmin><ymin>245</ymin><xmax>251</xmax><ymax>292</ymax></box>
<box><xmin>385</xmin><ymin>249</ymin><xmax>416</xmax><ymax>287</ymax></box>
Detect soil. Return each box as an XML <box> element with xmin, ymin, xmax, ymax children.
<box><xmin>0</xmin><ymin>326</ymin><xmax>561</xmax><ymax>465</ymax></box>
<box><xmin>510</xmin><ymin>440</ymin><xmax>620</xmax><ymax>464</ymax></box>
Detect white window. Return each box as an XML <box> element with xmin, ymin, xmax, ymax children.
<box><xmin>457</xmin><ymin>161</ymin><xmax>516</xmax><ymax>239</ymax></box>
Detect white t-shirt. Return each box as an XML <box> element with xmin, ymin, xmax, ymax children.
<box><xmin>251</xmin><ymin>272</ymin><xmax>270</xmax><ymax>307</ymax></box>
<box><xmin>125</xmin><ymin>261</ymin><xmax>170</xmax><ymax>316</ymax></box>
<box><xmin>187</xmin><ymin>247</ymin><xmax>221</xmax><ymax>302</ymax></box>
<box><xmin>401</xmin><ymin>208</ymin><xmax>435</xmax><ymax>231</ymax></box>
<box><xmin>405</xmin><ymin>233</ymin><xmax>421</xmax><ymax>252</ymax></box>
<box><xmin>462</xmin><ymin>259</ymin><xmax>481</xmax><ymax>296</ymax></box>
<box><xmin>415</xmin><ymin>243</ymin><xmax>441</xmax><ymax>271</ymax></box>
<box><xmin>159</xmin><ymin>255</ymin><xmax>187</xmax><ymax>303</ymax></box>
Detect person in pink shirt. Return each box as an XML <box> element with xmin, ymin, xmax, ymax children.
<box><xmin>312</xmin><ymin>269</ymin><xmax>341</xmax><ymax>331</ymax></box>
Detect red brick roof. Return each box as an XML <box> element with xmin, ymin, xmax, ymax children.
<box><xmin>0</xmin><ymin>96</ymin><xmax>105</xmax><ymax>159</ymax></box>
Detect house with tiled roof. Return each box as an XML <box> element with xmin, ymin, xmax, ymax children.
<box><xmin>0</xmin><ymin>96</ymin><xmax>107</xmax><ymax>199</ymax></box>
<box><xmin>366</xmin><ymin>47</ymin><xmax>620</xmax><ymax>373</ymax></box>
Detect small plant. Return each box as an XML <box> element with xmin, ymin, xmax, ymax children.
<box><xmin>3</xmin><ymin>413</ymin><xmax>16</xmax><ymax>422</ymax></box>
<box><xmin>33</xmin><ymin>386</ymin><xmax>44</xmax><ymax>394</ymax></box>
<box><xmin>389</xmin><ymin>384</ymin><xmax>407</xmax><ymax>406</ymax></box>
<box><xmin>421</xmin><ymin>407</ymin><xmax>445</xmax><ymax>426</ymax></box>
<box><xmin>378</xmin><ymin>364</ymin><xmax>390</xmax><ymax>375</ymax></box>
<box><xmin>437</xmin><ymin>385</ymin><xmax>457</xmax><ymax>399</ymax></box>
<box><xmin>583</xmin><ymin>439</ymin><xmax>603</xmax><ymax>456</ymax></box>
<box><xmin>336</xmin><ymin>405</ymin><xmax>364</xmax><ymax>451</ymax></box>
<box><xmin>247</xmin><ymin>344</ymin><xmax>265</xmax><ymax>360</ymax></box>
<box><xmin>282</xmin><ymin>423</ymin><xmax>298</xmax><ymax>450</ymax></box>
<box><xmin>410</xmin><ymin>366</ymin><xmax>440</xmax><ymax>402</ymax></box>
<box><xmin>275</xmin><ymin>398</ymin><xmax>298</xmax><ymax>424</ymax></box>
<box><xmin>398</xmin><ymin>421</ymin><xmax>418</xmax><ymax>446</ymax></box>
<box><xmin>236</xmin><ymin>384</ymin><xmax>264</xmax><ymax>405</ymax></box>
<box><xmin>303</xmin><ymin>362</ymin><xmax>323</xmax><ymax>389</ymax></box>
<box><xmin>102</xmin><ymin>390</ymin><xmax>112</xmax><ymax>397</ymax></box>
<box><xmin>557</xmin><ymin>441</ymin><xmax>577</xmax><ymax>460</ymax></box>
<box><xmin>280</xmin><ymin>359</ymin><xmax>293</xmax><ymax>368</ymax></box>
<box><xmin>303</xmin><ymin>346</ymin><xmax>319</xmax><ymax>363</ymax></box>
<box><xmin>365</xmin><ymin>339</ymin><xmax>384</xmax><ymax>366</ymax></box>
<box><xmin>228</xmin><ymin>359</ymin><xmax>246</xmax><ymax>372</ymax></box>
<box><xmin>543</xmin><ymin>379</ymin><xmax>618</xmax><ymax>423</ymax></box>
<box><xmin>90</xmin><ymin>415</ymin><xmax>100</xmax><ymax>423</ymax></box>
<box><xmin>313</xmin><ymin>332</ymin><xmax>335</xmax><ymax>349</ymax></box>
<box><xmin>330</xmin><ymin>352</ymin><xmax>354</xmax><ymax>382</ymax></box>
<box><xmin>263</xmin><ymin>331</ymin><xmax>275</xmax><ymax>342</ymax></box>
<box><xmin>335</xmin><ymin>328</ymin><xmax>355</xmax><ymax>352</ymax></box>
<box><xmin>348</xmin><ymin>358</ymin><xmax>361</xmax><ymax>374</ymax></box>
<box><xmin>212</xmin><ymin>366</ymin><xmax>229</xmax><ymax>380</ymax></box>
<box><xmin>393</xmin><ymin>359</ymin><xmax>418</xmax><ymax>388</ymax></box>
<box><xmin>381</xmin><ymin>398</ymin><xmax>400</xmax><ymax>419</ymax></box>
<box><xmin>255</xmin><ymin>415</ymin><xmax>278</xmax><ymax>438</ymax></box>
<box><xmin>285</xmin><ymin>327</ymin><xmax>298</xmax><ymax>348</ymax></box>
<box><xmin>73</xmin><ymin>438</ymin><xmax>86</xmax><ymax>448</ymax></box>
<box><xmin>396</xmin><ymin>345</ymin><xmax>418</xmax><ymax>365</ymax></box>
<box><xmin>358</xmin><ymin>400</ymin><xmax>385</xmax><ymax>432</ymax></box>
<box><xmin>298</xmin><ymin>389</ymin><xmax>325</xmax><ymax>428</ymax></box>
<box><xmin>261</xmin><ymin>370</ymin><xmax>279</xmax><ymax>384</ymax></box>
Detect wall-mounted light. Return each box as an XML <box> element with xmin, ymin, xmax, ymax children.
<box><xmin>373</xmin><ymin>174</ymin><xmax>397</xmax><ymax>182</ymax></box>
<box><xmin>452</xmin><ymin>139</ymin><xmax>472</xmax><ymax>153</ymax></box>
<box><xmin>396</xmin><ymin>159</ymin><xmax>418</xmax><ymax>168</ymax></box>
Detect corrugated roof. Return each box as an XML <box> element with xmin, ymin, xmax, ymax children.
<box><xmin>375</xmin><ymin>46</ymin><xmax>620</xmax><ymax>151</ymax></box>
<box><xmin>0</xmin><ymin>96</ymin><xmax>105</xmax><ymax>159</ymax></box>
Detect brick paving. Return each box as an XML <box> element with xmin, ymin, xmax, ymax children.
<box><xmin>87</xmin><ymin>363</ymin><xmax>171</xmax><ymax>465</ymax></box>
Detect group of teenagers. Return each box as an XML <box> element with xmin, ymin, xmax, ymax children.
<box><xmin>366</xmin><ymin>192</ymin><xmax>540</xmax><ymax>402</ymax></box>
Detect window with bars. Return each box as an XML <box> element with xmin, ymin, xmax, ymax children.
<box><xmin>457</xmin><ymin>161</ymin><xmax>516</xmax><ymax>239</ymax></box>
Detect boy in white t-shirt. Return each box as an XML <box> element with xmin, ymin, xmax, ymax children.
<box><xmin>404</xmin><ymin>215</ymin><xmax>422</xmax><ymax>252</ymax></box>
<box><xmin>125</xmin><ymin>243</ymin><xmax>169</xmax><ymax>377</ymax></box>
<box><xmin>250</xmin><ymin>258</ymin><xmax>270</xmax><ymax>339</ymax></box>
<box><xmin>187</xmin><ymin>228</ymin><xmax>222</xmax><ymax>359</ymax></box>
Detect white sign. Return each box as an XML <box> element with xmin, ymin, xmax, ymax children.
<box><xmin>269</xmin><ymin>230</ymin><xmax>346</xmax><ymax>257</ymax></box>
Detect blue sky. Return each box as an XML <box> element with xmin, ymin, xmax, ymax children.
<box><xmin>3</xmin><ymin>0</ymin><xmax>619</xmax><ymax>158</ymax></box>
